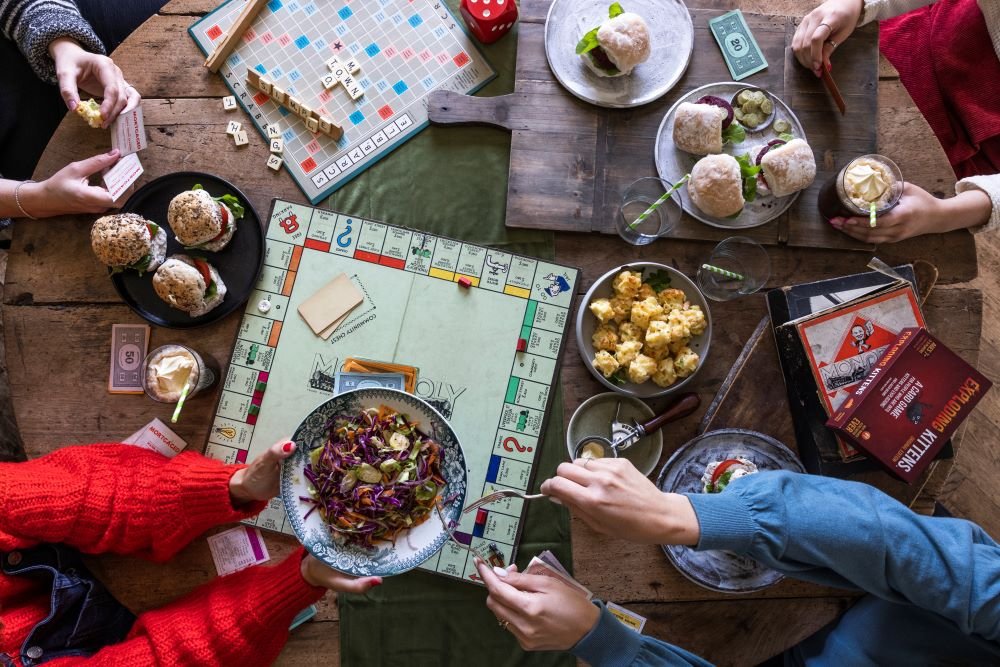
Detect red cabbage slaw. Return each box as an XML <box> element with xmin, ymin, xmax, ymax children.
<box><xmin>301</xmin><ymin>405</ymin><xmax>446</xmax><ymax>549</ymax></box>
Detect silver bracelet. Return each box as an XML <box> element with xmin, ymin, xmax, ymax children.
<box><xmin>14</xmin><ymin>180</ymin><xmax>37</xmax><ymax>220</ymax></box>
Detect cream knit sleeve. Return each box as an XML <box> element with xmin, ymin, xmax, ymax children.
<box><xmin>956</xmin><ymin>175</ymin><xmax>1000</xmax><ymax>234</ymax></box>
<box><xmin>859</xmin><ymin>0</ymin><xmax>937</xmax><ymax>25</ymax></box>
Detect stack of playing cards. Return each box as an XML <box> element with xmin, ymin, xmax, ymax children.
<box><xmin>297</xmin><ymin>273</ymin><xmax>365</xmax><ymax>339</ymax></box>
<box><xmin>525</xmin><ymin>550</ymin><xmax>647</xmax><ymax>633</ymax></box>
<box><xmin>342</xmin><ymin>357</ymin><xmax>419</xmax><ymax>393</ymax></box>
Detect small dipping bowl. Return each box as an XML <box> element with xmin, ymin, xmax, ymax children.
<box><xmin>566</xmin><ymin>393</ymin><xmax>662</xmax><ymax>476</ymax></box>
<box><xmin>730</xmin><ymin>87</ymin><xmax>775</xmax><ymax>132</ymax></box>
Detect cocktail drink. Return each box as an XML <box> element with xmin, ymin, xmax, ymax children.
<box><xmin>818</xmin><ymin>155</ymin><xmax>904</xmax><ymax>221</ymax></box>
<box><xmin>142</xmin><ymin>345</ymin><xmax>216</xmax><ymax>403</ymax></box>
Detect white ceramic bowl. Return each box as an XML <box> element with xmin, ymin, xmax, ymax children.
<box><xmin>575</xmin><ymin>263</ymin><xmax>711</xmax><ymax>398</ymax></box>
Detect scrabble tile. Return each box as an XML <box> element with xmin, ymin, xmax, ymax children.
<box><xmin>286</xmin><ymin>96</ymin><xmax>302</xmax><ymax>114</ymax></box>
<box><xmin>222</xmin><ymin>96</ymin><xmax>237</xmax><ymax>111</ymax></box>
<box><xmin>321</xmin><ymin>74</ymin><xmax>338</xmax><ymax>90</ymax></box>
<box><xmin>266</xmin><ymin>154</ymin><xmax>283</xmax><ymax>171</ymax></box>
<box><xmin>325</xmin><ymin>57</ymin><xmax>341</xmax><ymax>71</ymax></box>
<box><xmin>258</xmin><ymin>77</ymin><xmax>273</xmax><ymax>95</ymax></box>
<box><xmin>306</xmin><ymin>117</ymin><xmax>319</xmax><ymax>132</ymax></box>
<box><xmin>226</xmin><ymin>120</ymin><xmax>241</xmax><ymax>135</ymax></box>
<box><xmin>348</xmin><ymin>83</ymin><xmax>364</xmax><ymax>100</ymax></box>
<box><xmin>297</xmin><ymin>104</ymin><xmax>313</xmax><ymax>120</ymax></box>
<box><xmin>344</xmin><ymin>58</ymin><xmax>360</xmax><ymax>74</ymax></box>
<box><xmin>233</xmin><ymin>130</ymin><xmax>249</xmax><ymax>146</ymax></box>
<box><xmin>338</xmin><ymin>71</ymin><xmax>355</xmax><ymax>87</ymax></box>
<box><xmin>245</xmin><ymin>68</ymin><xmax>261</xmax><ymax>87</ymax></box>
<box><xmin>318</xmin><ymin>117</ymin><xmax>332</xmax><ymax>133</ymax></box>
<box><xmin>269</xmin><ymin>138</ymin><xmax>284</xmax><ymax>154</ymax></box>
<box><xmin>271</xmin><ymin>85</ymin><xmax>286</xmax><ymax>104</ymax></box>
<box><xmin>267</xmin><ymin>125</ymin><xmax>281</xmax><ymax>139</ymax></box>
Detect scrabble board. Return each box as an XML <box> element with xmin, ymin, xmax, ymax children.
<box><xmin>205</xmin><ymin>199</ymin><xmax>580</xmax><ymax>582</ymax></box>
<box><xmin>189</xmin><ymin>0</ymin><xmax>495</xmax><ymax>204</ymax></box>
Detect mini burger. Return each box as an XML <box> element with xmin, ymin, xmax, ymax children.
<box><xmin>687</xmin><ymin>153</ymin><xmax>746</xmax><ymax>218</ymax></box>
<box><xmin>701</xmin><ymin>457</ymin><xmax>758</xmax><ymax>493</ymax></box>
<box><xmin>576</xmin><ymin>3</ymin><xmax>651</xmax><ymax>77</ymax></box>
<box><xmin>152</xmin><ymin>255</ymin><xmax>227</xmax><ymax>317</ymax></box>
<box><xmin>672</xmin><ymin>97</ymin><xmax>746</xmax><ymax>155</ymax></box>
<box><xmin>91</xmin><ymin>213</ymin><xmax>167</xmax><ymax>274</ymax></box>
<box><xmin>167</xmin><ymin>185</ymin><xmax>244</xmax><ymax>251</ymax></box>
<box><xmin>754</xmin><ymin>137</ymin><xmax>817</xmax><ymax>198</ymax></box>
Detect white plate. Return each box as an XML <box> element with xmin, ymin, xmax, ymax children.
<box><xmin>654</xmin><ymin>83</ymin><xmax>808</xmax><ymax>229</ymax></box>
<box><xmin>544</xmin><ymin>0</ymin><xmax>693</xmax><ymax>108</ymax></box>
<box><xmin>280</xmin><ymin>388</ymin><xmax>467</xmax><ymax>577</ymax></box>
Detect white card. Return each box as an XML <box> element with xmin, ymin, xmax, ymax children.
<box><xmin>102</xmin><ymin>153</ymin><xmax>143</xmax><ymax>201</ymax></box>
<box><xmin>207</xmin><ymin>526</ymin><xmax>270</xmax><ymax>576</ymax></box>
<box><xmin>123</xmin><ymin>417</ymin><xmax>188</xmax><ymax>458</ymax></box>
<box><xmin>110</xmin><ymin>106</ymin><xmax>148</xmax><ymax>156</ymax></box>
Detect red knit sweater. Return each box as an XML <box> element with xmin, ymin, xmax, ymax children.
<box><xmin>0</xmin><ymin>444</ymin><xmax>326</xmax><ymax>666</ymax></box>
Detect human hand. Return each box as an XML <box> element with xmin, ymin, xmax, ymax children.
<box><xmin>229</xmin><ymin>439</ymin><xmax>296</xmax><ymax>505</ymax></box>
<box><xmin>20</xmin><ymin>150</ymin><xmax>122</xmax><ymax>217</ymax></box>
<box><xmin>476</xmin><ymin>559</ymin><xmax>599</xmax><ymax>651</ymax></box>
<box><xmin>540</xmin><ymin>458</ymin><xmax>700</xmax><ymax>545</ymax></box>
<box><xmin>828</xmin><ymin>182</ymin><xmax>984</xmax><ymax>243</ymax></box>
<box><xmin>300</xmin><ymin>554</ymin><xmax>382</xmax><ymax>592</ymax></box>
<box><xmin>792</xmin><ymin>0</ymin><xmax>864</xmax><ymax>76</ymax></box>
<box><xmin>49</xmin><ymin>38</ymin><xmax>140</xmax><ymax>127</ymax></box>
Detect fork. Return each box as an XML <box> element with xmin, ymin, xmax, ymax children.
<box><xmin>463</xmin><ymin>490</ymin><xmax>547</xmax><ymax>514</ymax></box>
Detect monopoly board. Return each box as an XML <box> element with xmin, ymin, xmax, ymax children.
<box><xmin>189</xmin><ymin>0</ymin><xmax>495</xmax><ymax>204</ymax></box>
<box><xmin>205</xmin><ymin>199</ymin><xmax>579</xmax><ymax>581</ymax></box>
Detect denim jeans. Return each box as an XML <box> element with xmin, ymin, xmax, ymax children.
<box><xmin>1</xmin><ymin>545</ymin><xmax>135</xmax><ymax>666</ymax></box>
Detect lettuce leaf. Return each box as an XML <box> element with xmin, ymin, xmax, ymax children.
<box><xmin>646</xmin><ymin>270</ymin><xmax>672</xmax><ymax>292</ymax></box>
<box><xmin>609</xmin><ymin>2</ymin><xmax>624</xmax><ymax>17</ymax></box>
<box><xmin>721</xmin><ymin>123</ymin><xmax>746</xmax><ymax>145</ymax></box>
<box><xmin>735</xmin><ymin>153</ymin><xmax>761</xmax><ymax>203</ymax></box>
<box><xmin>191</xmin><ymin>183</ymin><xmax>245</xmax><ymax>220</ymax></box>
<box><xmin>575</xmin><ymin>27</ymin><xmax>600</xmax><ymax>54</ymax></box>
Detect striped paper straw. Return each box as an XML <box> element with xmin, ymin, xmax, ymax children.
<box><xmin>701</xmin><ymin>264</ymin><xmax>745</xmax><ymax>280</ymax></box>
<box><xmin>628</xmin><ymin>175</ymin><xmax>689</xmax><ymax>230</ymax></box>
<box><xmin>869</xmin><ymin>202</ymin><xmax>877</xmax><ymax>228</ymax></box>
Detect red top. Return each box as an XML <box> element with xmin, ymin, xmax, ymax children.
<box><xmin>0</xmin><ymin>444</ymin><xmax>326</xmax><ymax>666</ymax></box>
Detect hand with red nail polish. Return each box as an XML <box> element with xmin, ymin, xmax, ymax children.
<box><xmin>228</xmin><ymin>438</ymin><xmax>296</xmax><ymax>506</ymax></box>
<box><xmin>301</xmin><ymin>553</ymin><xmax>382</xmax><ymax>593</ymax></box>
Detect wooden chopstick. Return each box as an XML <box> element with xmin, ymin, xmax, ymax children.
<box><xmin>821</xmin><ymin>67</ymin><xmax>847</xmax><ymax>115</ymax></box>
<box><xmin>204</xmin><ymin>0</ymin><xmax>269</xmax><ymax>73</ymax></box>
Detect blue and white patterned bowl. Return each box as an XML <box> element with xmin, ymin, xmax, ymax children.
<box><xmin>280</xmin><ymin>388</ymin><xmax>468</xmax><ymax>577</ymax></box>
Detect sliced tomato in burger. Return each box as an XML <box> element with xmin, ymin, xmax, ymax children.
<box><xmin>192</xmin><ymin>258</ymin><xmax>213</xmax><ymax>288</ymax></box>
<box><xmin>146</xmin><ymin>221</ymin><xmax>160</xmax><ymax>239</ymax></box>
<box><xmin>710</xmin><ymin>459</ymin><xmax>745</xmax><ymax>488</ymax></box>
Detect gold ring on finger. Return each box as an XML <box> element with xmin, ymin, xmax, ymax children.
<box><xmin>827</xmin><ymin>39</ymin><xmax>838</xmax><ymax>49</ymax></box>
<box><xmin>818</xmin><ymin>22</ymin><xmax>833</xmax><ymax>34</ymax></box>
<box><xmin>498</xmin><ymin>619</ymin><xmax>510</xmax><ymax>631</ymax></box>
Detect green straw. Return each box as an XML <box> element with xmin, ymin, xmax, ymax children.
<box><xmin>869</xmin><ymin>202</ymin><xmax>877</xmax><ymax>228</ymax></box>
<box><xmin>701</xmin><ymin>263</ymin><xmax>745</xmax><ymax>281</ymax></box>
<box><xmin>627</xmin><ymin>175</ymin><xmax>690</xmax><ymax>230</ymax></box>
<box><xmin>171</xmin><ymin>381</ymin><xmax>192</xmax><ymax>424</ymax></box>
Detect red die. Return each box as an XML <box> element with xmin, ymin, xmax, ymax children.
<box><xmin>460</xmin><ymin>0</ymin><xmax>518</xmax><ymax>44</ymax></box>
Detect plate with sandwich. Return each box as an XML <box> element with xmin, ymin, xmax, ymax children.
<box><xmin>92</xmin><ymin>172</ymin><xmax>264</xmax><ymax>328</ymax></box>
<box><xmin>545</xmin><ymin>0</ymin><xmax>693</xmax><ymax>108</ymax></box>
<box><xmin>655</xmin><ymin>83</ymin><xmax>816</xmax><ymax>229</ymax></box>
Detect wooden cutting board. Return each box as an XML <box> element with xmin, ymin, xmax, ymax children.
<box><xmin>428</xmin><ymin>1</ymin><xmax>878</xmax><ymax>250</ymax></box>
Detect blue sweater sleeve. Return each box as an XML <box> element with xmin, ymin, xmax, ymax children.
<box><xmin>686</xmin><ymin>471</ymin><xmax>1000</xmax><ymax>643</ymax></box>
<box><xmin>571</xmin><ymin>604</ymin><xmax>715</xmax><ymax>667</ymax></box>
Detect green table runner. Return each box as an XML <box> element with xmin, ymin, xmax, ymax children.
<box><xmin>333</xmin><ymin>11</ymin><xmax>575</xmax><ymax>667</ymax></box>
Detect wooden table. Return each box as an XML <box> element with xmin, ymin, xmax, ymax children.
<box><xmin>1</xmin><ymin>0</ymin><xmax>985</xmax><ymax>665</ymax></box>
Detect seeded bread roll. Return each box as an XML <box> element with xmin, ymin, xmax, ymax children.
<box><xmin>153</xmin><ymin>255</ymin><xmax>227</xmax><ymax>317</ymax></box>
<box><xmin>91</xmin><ymin>213</ymin><xmax>166</xmax><ymax>271</ymax></box>
<box><xmin>168</xmin><ymin>189</ymin><xmax>222</xmax><ymax>246</ymax></box>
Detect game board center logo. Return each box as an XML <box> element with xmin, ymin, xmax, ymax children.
<box><xmin>818</xmin><ymin>316</ymin><xmax>899</xmax><ymax>394</ymax></box>
<box><xmin>414</xmin><ymin>378</ymin><xmax>467</xmax><ymax>420</ymax></box>
<box><xmin>541</xmin><ymin>272</ymin><xmax>571</xmax><ymax>298</ymax></box>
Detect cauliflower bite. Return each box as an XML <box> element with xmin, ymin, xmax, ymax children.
<box><xmin>637</xmin><ymin>283</ymin><xmax>657</xmax><ymax>301</ymax></box>
<box><xmin>674</xmin><ymin>346</ymin><xmax>700</xmax><ymax>378</ymax></box>
<box><xmin>667</xmin><ymin>309</ymin><xmax>692</xmax><ymax>342</ymax></box>
<box><xmin>644</xmin><ymin>343</ymin><xmax>668</xmax><ymax>362</ymax></box>
<box><xmin>658</xmin><ymin>288</ymin><xmax>686</xmax><ymax>310</ymax></box>
<box><xmin>615</xmin><ymin>340</ymin><xmax>643</xmax><ymax>366</ymax></box>
<box><xmin>609</xmin><ymin>296</ymin><xmax>632</xmax><ymax>323</ymax></box>
<box><xmin>652</xmin><ymin>358</ymin><xmax>678</xmax><ymax>387</ymax></box>
<box><xmin>612</xmin><ymin>270</ymin><xmax>642</xmax><ymax>298</ymax></box>
<box><xmin>683</xmin><ymin>306</ymin><xmax>708</xmax><ymax>335</ymax></box>
<box><xmin>645</xmin><ymin>320</ymin><xmax>672</xmax><ymax>349</ymax></box>
<box><xmin>592</xmin><ymin>324</ymin><xmax>619</xmax><ymax>352</ymax></box>
<box><xmin>668</xmin><ymin>338</ymin><xmax>688</xmax><ymax>356</ymax></box>
<box><xmin>630</xmin><ymin>297</ymin><xmax>663</xmax><ymax>329</ymax></box>
<box><xmin>75</xmin><ymin>98</ymin><xmax>103</xmax><ymax>128</ymax></box>
<box><xmin>593</xmin><ymin>351</ymin><xmax>620</xmax><ymax>378</ymax></box>
<box><xmin>618</xmin><ymin>322</ymin><xmax>643</xmax><ymax>343</ymax></box>
<box><xmin>589</xmin><ymin>298</ymin><xmax>615</xmax><ymax>323</ymax></box>
<box><xmin>628</xmin><ymin>354</ymin><xmax>658</xmax><ymax>384</ymax></box>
